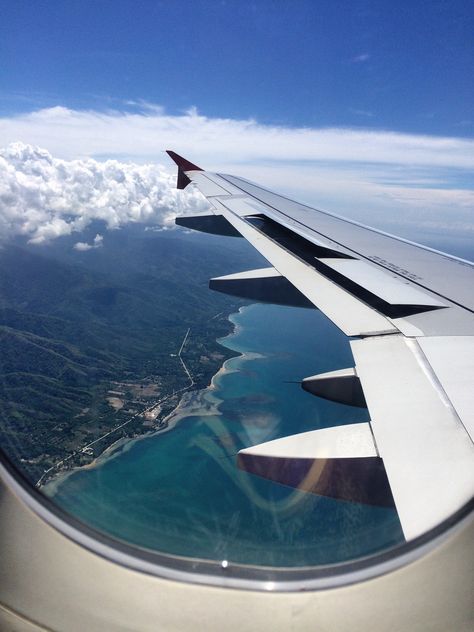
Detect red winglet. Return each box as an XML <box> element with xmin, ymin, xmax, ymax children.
<box><xmin>166</xmin><ymin>150</ymin><xmax>203</xmax><ymax>189</ymax></box>
<box><xmin>166</xmin><ymin>151</ymin><xmax>203</xmax><ymax>172</ymax></box>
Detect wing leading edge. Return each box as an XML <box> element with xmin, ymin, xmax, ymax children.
<box><xmin>167</xmin><ymin>150</ymin><xmax>474</xmax><ymax>541</ymax></box>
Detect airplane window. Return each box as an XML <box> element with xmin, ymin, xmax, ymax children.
<box><xmin>0</xmin><ymin>207</ymin><xmax>471</xmax><ymax>584</ymax></box>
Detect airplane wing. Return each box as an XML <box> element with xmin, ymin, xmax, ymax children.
<box><xmin>167</xmin><ymin>150</ymin><xmax>474</xmax><ymax>542</ymax></box>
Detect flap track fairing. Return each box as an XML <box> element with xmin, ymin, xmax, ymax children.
<box><xmin>302</xmin><ymin>368</ymin><xmax>367</xmax><ymax>408</ymax></box>
<box><xmin>175</xmin><ymin>213</ymin><xmax>242</xmax><ymax>237</ymax></box>
<box><xmin>209</xmin><ymin>267</ymin><xmax>313</xmax><ymax>308</ymax></box>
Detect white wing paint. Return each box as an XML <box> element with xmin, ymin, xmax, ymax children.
<box><xmin>167</xmin><ymin>151</ymin><xmax>474</xmax><ymax>541</ymax></box>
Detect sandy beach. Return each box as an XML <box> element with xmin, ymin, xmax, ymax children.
<box><xmin>43</xmin><ymin>307</ymin><xmax>255</xmax><ymax>493</ymax></box>
<box><xmin>44</xmin><ymin>303</ymin><xmax>270</xmax><ymax>496</ymax></box>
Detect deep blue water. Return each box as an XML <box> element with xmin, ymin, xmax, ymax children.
<box><xmin>47</xmin><ymin>304</ymin><xmax>403</xmax><ymax>567</ymax></box>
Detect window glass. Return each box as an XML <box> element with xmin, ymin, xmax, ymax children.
<box><xmin>0</xmin><ymin>227</ymin><xmax>406</xmax><ymax>568</ymax></box>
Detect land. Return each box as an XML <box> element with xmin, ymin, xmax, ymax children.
<box><xmin>34</xmin><ymin>326</ymin><xmax>219</xmax><ymax>486</ymax></box>
<box><xmin>0</xmin><ymin>225</ymin><xmax>264</xmax><ymax>485</ymax></box>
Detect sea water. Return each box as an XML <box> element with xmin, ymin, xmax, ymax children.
<box><xmin>47</xmin><ymin>303</ymin><xmax>403</xmax><ymax>567</ymax></box>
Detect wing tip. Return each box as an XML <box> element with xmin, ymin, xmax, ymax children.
<box><xmin>166</xmin><ymin>150</ymin><xmax>203</xmax><ymax>172</ymax></box>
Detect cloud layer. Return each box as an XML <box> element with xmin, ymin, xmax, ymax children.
<box><xmin>0</xmin><ymin>105</ymin><xmax>473</xmax><ymax>251</ymax></box>
<box><xmin>0</xmin><ymin>142</ymin><xmax>206</xmax><ymax>244</ymax></box>
<box><xmin>2</xmin><ymin>105</ymin><xmax>474</xmax><ymax>170</ymax></box>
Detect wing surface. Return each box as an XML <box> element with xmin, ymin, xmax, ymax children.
<box><xmin>167</xmin><ymin>151</ymin><xmax>474</xmax><ymax>541</ymax></box>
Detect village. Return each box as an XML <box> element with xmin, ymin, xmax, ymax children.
<box><xmin>35</xmin><ymin>328</ymin><xmax>228</xmax><ymax>487</ymax></box>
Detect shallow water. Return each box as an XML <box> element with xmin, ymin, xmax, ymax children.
<box><xmin>47</xmin><ymin>303</ymin><xmax>403</xmax><ymax>567</ymax></box>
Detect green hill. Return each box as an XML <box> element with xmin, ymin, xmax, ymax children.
<box><xmin>0</xmin><ymin>228</ymin><xmax>265</xmax><ymax>481</ymax></box>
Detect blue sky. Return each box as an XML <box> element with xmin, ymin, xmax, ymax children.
<box><xmin>0</xmin><ymin>0</ymin><xmax>473</xmax><ymax>256</ymax></box>
<box><xmin>1</xmin><ymin>0</ymin><xmax>472</xmax><ymax>135</ymax></box>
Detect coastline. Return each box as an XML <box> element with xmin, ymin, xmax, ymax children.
<box><xmin>42</xmin><ymin>302</ymin><xmax>403</xmax><ymax>567</ymax></box>
<box><xmin>45</xmin><ymin>304</ymin><xmax>261</xmax><ymax>495</ymax></box>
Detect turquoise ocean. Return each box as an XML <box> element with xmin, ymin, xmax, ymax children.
<box><xmin>47</xmin><ymin>303</ymin><xmax>403</xmax><ymax>567</ymax></box>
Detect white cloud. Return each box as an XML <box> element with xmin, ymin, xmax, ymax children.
<box><xmin>1</xmin><ymin>105</ymin><xmax>473</xmax><ymax>170</ymax></box>
<box><xmin>73</xmin><ymin>233</ymin><xmax>104</xmax><ymax>251</ymax></box>
<box><xmin>351</xmin><ymin>53</ymin><xmax>370</xmax><ymax>63</ymax></box>
<box><xmin>73</xmin><ymin>241</ymin><xmax>93</xmax><ymax>251</ymax></box>
<box><xmin>349</xmin><ymin>108</ymin><xmax>374</xmax><ymax>118</ymax></box>
<box><xmin>0</xmin><ymin>105</ymin><xmax>473</xmax><ymax>250</ymax></box>
<box><xmin>0</xmin><ymin>141</ymin><xmax>206</xmax><ymax>244</ymax></box>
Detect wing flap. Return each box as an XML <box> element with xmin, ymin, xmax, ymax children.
<box><xmin>351</xmin><ymin>335</ymin><xmax>474</xmax><ymax>540</ymax></box>
<box><xmin>319</xmin><ymin>259</ymin><xmax>446</xmax><ymax>307</ymax></box>
<box><xmin>217</xmin><ymin>173</ymin><xmax>474</xmax><ymax>313</ymax></box>
<box><xmin>417</xmin><ymin>336</ymin><xmax>474</xmax><ymax>440</ymax></box>
<box><xmin>212</xmin><ymin>200</ymin><xmax>396</xmax><ymax>337</ymax></box>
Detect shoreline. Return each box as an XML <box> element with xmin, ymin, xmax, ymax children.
<box><xmin>44</xmin><ymin>304</ymin><xmax>262</xmax><ymax>495</ymax></box>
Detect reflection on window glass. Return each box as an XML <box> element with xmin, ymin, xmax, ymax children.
<box><xmin>0</xmin><ymin>225</ymin><xmax>406</xmax><ymax>567</ymax></box>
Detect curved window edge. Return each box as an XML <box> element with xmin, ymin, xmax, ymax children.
<box><xmin>1</xmin><ymin>448</ymin><xmax>472</xmax><ymax>593</ymax></box>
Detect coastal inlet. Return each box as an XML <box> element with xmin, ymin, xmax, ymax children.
<box><xmin>46</xmin><ymin>303</ymin><xmax>404</xmax><ymax>567</ymax></box>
